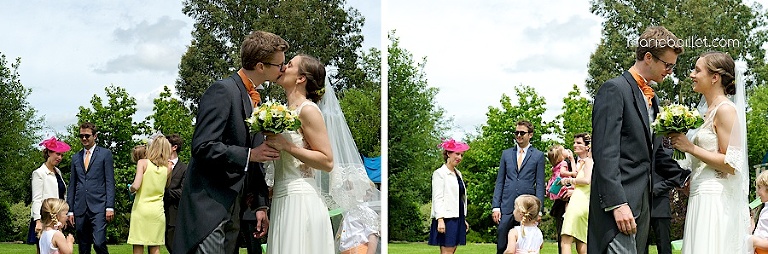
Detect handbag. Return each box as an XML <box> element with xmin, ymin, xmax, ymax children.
<box><xmin>548</xmin><ymin>177</ymin><xmax>563</xmax><ymax>197</ymax></box>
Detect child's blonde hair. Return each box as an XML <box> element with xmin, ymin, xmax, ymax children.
<box><xmin>514</xmin><ymin>194</ymin><xmax>541</xmax><ymax>237</ymax></box>
<box><xmin>147</xmin><ymin>136</ymin><xmax>171</xmax><ymax>168</ymax></box>
<box><xmin>753</xmin><ymin>170</ymin><xmax>768</xmax><ymax>233</ymax></box>
<box><xmin>131</xmin><ymin>144</ymin><xmax>146</xmax><ymax>163</ymax></box>
<box><xmin>547</xmin><ymin>145</ymin><xmax>565</xmax><ymax>165</ymax></box>
<box><xmin>38</xmin><ymin>198</ymin><xmax>69</xmax><ymax>238</ymax></box>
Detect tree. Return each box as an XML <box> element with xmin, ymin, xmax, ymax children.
<box><xmin>748</xmin><ymin>85</ymin><xmax>768</xmax><ymax>167</ymax></box>
<box><xmin>459</xmin><ymin>85</ymin><xmax>557</xmax><ymax>242</ymax></box>
<box><xmin>176</xmin><ymin>0</ymin><xmax>366</xmax><ymax>113</ymax></box>
<box><xmin>388</xmin><ymin>31</ymin><xmax>447</xmax><ymax>241</ymax></box>
<box><xmin>586</xmin><ymin>0</ymin><xmax>768</xmax><ymax>105</ymax></box>
<box><xmin>339</xmin><ymin>48</ymin><xmax>381</xmax><ymax>157</ymax></box>
<box><xmin>75</xmin><ymin>85</ymin><xmax>147</xmax><ymax>170</ymax></box>
<box><xmin>556</xmin><ymin>85</ymin><xmax>593</xmax><ymax>146</ymax></box>
<box><xmin>0</xmin><ymin>53</ymin><xmax>43</xmax><ymax>241</ymax></box>
<box><xmin>146</xmin><ymin>85</ymin><xmax>195</xmax><ymax>162</ymax></box>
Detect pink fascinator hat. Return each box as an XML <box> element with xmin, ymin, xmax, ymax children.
<box><xmin>439</xmin><ymin>138</ymin><xmax>469</xmax><ymax>153</ymax></box>
<box><xmin>39</xmin><ymin>136</ymin><xmax>71</xmax><ymax>153</ymax></box>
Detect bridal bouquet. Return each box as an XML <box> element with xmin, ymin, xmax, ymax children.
<box><xmin>652</xmin><ymin>104</ymin><xmax>704</xmax><ymax>160</ymax></box>
<box><xmin>245</xmin><ymin>101</ymin><xmax>302</xmax><ymax>134</ymax></box>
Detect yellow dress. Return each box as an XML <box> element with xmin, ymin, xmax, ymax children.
<box><xmin>127</xmin><ymin>161</ymin><xmax>168</xmax><ymax>245</ymax></box>
<box><xmin>560</xmin><ymin>165</ymin><xmax>590</xmax><ymax>243</ymax></box>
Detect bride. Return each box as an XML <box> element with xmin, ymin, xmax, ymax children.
<box><xmin>669</xmin><ymin>51</ymin><xmax>749</xmax><ymax>254</ymax></box>
<box><xmin>264</xmin><ymin>54</ymin><xmax>335</xmax><ymax>253</ymax></box>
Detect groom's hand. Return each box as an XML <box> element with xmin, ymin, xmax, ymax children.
<box><xmin>250</xmin><ymin>144</ymin><xmax>280</xmax><ymax>162</ymax></box>
<box><xmin>253</xmin><ymin>209</ymin><xmax>269</xmax><ymax>238</ymax></box>
<box><xmin>612</xmin><ymin>205</ymin><xmax>636</xmax><ymax>235</ymax></box>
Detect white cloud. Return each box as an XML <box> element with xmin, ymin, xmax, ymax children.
<box><xmin>388</xmin><ymin>0</ymin><xmax>603</xmax><ymax>140</ymax></box>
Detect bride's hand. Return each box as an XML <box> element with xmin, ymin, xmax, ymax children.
<box><xmin>668</xmin><ymin>132</ymin><xmax>694</xmax><ymax>153</ymax></box>
<box><xmin>265</xmin><ymin>134</ymin><xmax>292</xmax><ymax>151</ymax></box>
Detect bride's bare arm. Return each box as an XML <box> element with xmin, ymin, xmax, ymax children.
<box><xmin>669</xmin><ymin>105</ymin><xmax>737</xmax><ymax>174</ymax></box>
<box><xmin>267</xmin><ymin>105</ymin><xmax>333</xmax><ymax>172</ymax></box>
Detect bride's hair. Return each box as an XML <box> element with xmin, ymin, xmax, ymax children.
<box><xmin>297</xmin><ymin>54</ymin><xmax>326</xmax><ymax>102</ymax></box>
<box><xmin>699</xmin><ymin>51</ymin><xmax>736</xmax><ymax>95</ymax></box>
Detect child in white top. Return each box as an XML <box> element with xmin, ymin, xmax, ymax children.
<box><xmin>38</xmin><ymin>198</ymin><xmax>74</xmax><ymax>254</ymax></box>
<box><xmin>504</xmin><ymin>194</ymin><xmax>544</xmax><ymax>254</ymax></box>
<box><xmin>338</xmin><ymin>204</ymin><xmax>379</xmax><ymax>254</ymax></box>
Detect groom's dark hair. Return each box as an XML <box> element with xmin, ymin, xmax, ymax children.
<box><xmin>635</xmin><ymin>26</ymin><xmax>684</xmax><ymax>61</ymax></box>
<box><xmin>241</xmin><ymin>31</ymin><xmax>289</xmax><ymax>70</ymax></box>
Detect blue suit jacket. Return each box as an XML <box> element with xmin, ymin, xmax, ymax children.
<box><xmin>492</xmin><ymin>146</ymin><xmax>545</xmax><ymax>214</ymax></box>
<box><xmin>67</xmin><ymin>146</ymin><xmax>115</xmax><ymax>215</ymax></box>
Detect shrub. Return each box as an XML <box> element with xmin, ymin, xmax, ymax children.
<box><xmin>10</xmin><ymin>202</ymin><xmax>31</xmax><ymax>242</ymax></box>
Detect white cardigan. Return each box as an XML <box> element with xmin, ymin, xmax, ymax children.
<box><xmin>30</xmin><ymin>164</ymin><xmax>66</xmax><ymax>221</ymax></box>
<box><xmin>431</xmin><ymin>164</ymin><xmax>467</xmax><ymax>219</ymax></box>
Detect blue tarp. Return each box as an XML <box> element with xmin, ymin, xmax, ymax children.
<box><xmin>363</xmin><ymin>156</ymin><xmax>381</xmax><ymax>183</ymax></box>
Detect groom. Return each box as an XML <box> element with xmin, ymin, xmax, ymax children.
<box><xmin>587</xmin><ymin>26</ymin><xmax>690</xmax><ymax>254</ymax></box>
<box><xmin>173</xmin><ymin>31</ymin><xmax>287</xmax><ymax>254</ymax></box>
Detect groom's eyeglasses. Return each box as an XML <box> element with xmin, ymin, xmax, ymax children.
<box><xmin>651</xmin><ymin>54</ymin><xmax>676</xmax><ymax>71</ymax></box>
<box><xmin>514</xmin><ymin>131</ymin><xmax>529</xmax><ymax>136</ymax></box>
<box><xmin>261</xmin><ymin>62</ymin><xmax>286</xmax><ymax>72</ymax></box>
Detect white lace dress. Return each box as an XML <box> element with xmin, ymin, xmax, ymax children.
<box><xmin>266</xmin><ymin>101</ymin><xmax>335</xmax><ymax>254</ymax></box>
<box><xmin>681</xmin><ymin>101</ymin><xmax>749</xmax><ymax>254</ymax></box>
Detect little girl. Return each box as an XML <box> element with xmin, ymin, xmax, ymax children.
<box><xmin>750</xmin><ymin>170</ymin><xmax>768</xmax><ymax>253</ymax></box>
<box><xmin>38</xmin><ymin>198</ymin><xmax>74</xmax><ymax>254</ymax></box>
<box><xmin>504</xmin><ymin>194</ymin><xmax>543</xmax><ymax>254</ymax></box>
<box><xmin>546</xmin><ymin>145</ymin><xmax>574</xmax><ymax>200</ymax></box>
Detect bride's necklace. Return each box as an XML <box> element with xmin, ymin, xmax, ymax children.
<box><xmin>289</xmin><ymin>99</ymin><xmax>308</xmax><ymax>109</ymax></box>
<box><xmin>705</xmin><ymin>96</ymin><xmax>728</xmax><ymax>117</ymax></box>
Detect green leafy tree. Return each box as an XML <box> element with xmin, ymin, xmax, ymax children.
<box><xmin>146</xmin><ymin>85</ymin><xmax>195</xmax><ymax>162</ymax></box>
<box><xmin>0</xmin><ymin>54</ymin><xmax>43</xmax><ymax>241</ymax></box>
<box><xmin>459</xmin><ymin>85</ymin><xmax>557</xmax><ymax>242</ymax></box>
<box><xmin>339</xmin><ymin>48</ymin><xmax>381</xmax><ymax>157</ymax></box>
<box><xmin>73</xmin><ymin>85</ymin><xmax>148</xmax><ymax>242</ymax></box>
<box><xmin>748</xmin><ymin>85</ymin><xmax>768</xmax><ymax>167</ymax></box>
<box><xmin>388</xmin><ymin>31</ymin><xmax>447</xmax><ymax>241</ymax></box>
<box><xmin>176</xmin><ymin>0</ymin><xmax>366</xmax><ymax>113</ymax></box>
<box><xmin>586</xmin><ymin>0</ymin><xmax>768</xmax><ymax>105</ymax></box>
<box><xmin>556</xmin><ymin>85</ymin><xmax>593</xmax><ymax>146</ymax></box>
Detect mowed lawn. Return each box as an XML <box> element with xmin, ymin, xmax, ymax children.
<box><xmin>0</xmin><ymin>243</ymin><xmax>259</xmax><ymax>253</ymax></box>
<box><xmin>388</xmin><ymin>242</ymin><xmax>681</xmax><ymax>254</ymax></box>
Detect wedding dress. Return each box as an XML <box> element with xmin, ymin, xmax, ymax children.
<box><xmin>681</xmin><ymin>100</ymin><xmax>749</xmax><ymax>254</ymax></box>
<box><xmin>265</xmin><ymin>100</ymin><xmax>335</xmax><ymax>254</ymax></box>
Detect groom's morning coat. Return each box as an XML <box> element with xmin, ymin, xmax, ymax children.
<box><xmin>173</xmin><ymin>73</ymin><xmax>269</xmax><ymax>254</ymax></box>
<box><xmin>587</xmin><ymin>71</ymin><xmax>689</xmax><ymax>253</ymax></box>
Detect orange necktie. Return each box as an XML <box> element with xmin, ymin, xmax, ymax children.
<box><xmin>84</xmin><ymin>150</ymin><xmax>91</xmax><ymax>171</ymax></box>
<box><xmin>238</xmin><ymin>69</ymin><xmax>261</xmax><ymax>107</ymax></box>
<box><xmin>629</xmin><ymin>69</ymin><xmax>655</xmax><ymax>108</ymax></box>
<box><xmin>517</xmin><ymin>149</ymin><xmax>524</xmax><ymax>170</ymax></box>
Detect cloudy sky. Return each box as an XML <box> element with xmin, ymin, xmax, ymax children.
<box><xmin>387</xmin><ymin>0</ymin><xmax>604</xmax><ymax>141</ymax></box>
<box><xmin>0</xmin><ymin>0</ymin><xmax>380</xmax><ymax>136</ymax></box>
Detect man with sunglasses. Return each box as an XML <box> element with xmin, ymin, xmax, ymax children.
<box><xmin>491</xmin><ymin>120</ymin><xmax>546</xmax><ymax>254</ymax></box>
<box><xmin>588</xmin><ymin>26</ymin><xmax>690</xmax><ymax>254</ymax></box>
<box><xmin>67</xmin><ymin>122</ymin><xmax>115</xmax><ymax>254</ymax></box>
<box><xmin>174</xmin><ymin>31</ymin><xmax>286</xmax><ymax>254</ymax></box>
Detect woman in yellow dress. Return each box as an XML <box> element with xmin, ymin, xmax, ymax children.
<box><xmin>127</xmin><ymin>135</ymin><xmax>172</xmax><ymax>254</ymax></box>
<box><xmin>560</xmin><ymin>133</ymin><xmax>593</xmax><ymax>254</ymax></box>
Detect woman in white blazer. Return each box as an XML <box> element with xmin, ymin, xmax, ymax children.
<box><xmin>27</xmin><ymin>137</ymin><xmax>70</xmax><ymax>247</ymax></box>
<box><xmin>429</xmin><ymin>138</ymin><xmax>470</xmax><ymax>254</ymax></box>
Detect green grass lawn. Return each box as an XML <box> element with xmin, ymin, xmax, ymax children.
<box><xmin>0</xmin><ymin>243</ymin><xmax>259</xmax><ymax>253</ymax></box>
<box><xmin>388</xmin><ymin>242</ymin><xmax>682</xmax><ymax>254</ymax></box>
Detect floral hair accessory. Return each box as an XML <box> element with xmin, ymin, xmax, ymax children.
<box><xmin>439</xmin><ymin>138</ymin><xmax>469</xmax><ymax>153</ymax></box>
<box><xmin>39</xmin><ymin>136</ymin><xmax>71</xmax><ymax>153</ymax></box>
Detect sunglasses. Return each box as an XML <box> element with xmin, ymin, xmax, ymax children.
<box><xmin>79</xmin><ymin>134</ymin><xmax>92</xmax><ymax>139</ymax></box>
<box><xmin>514</xmin><ymin>131</ymin><xmax>530</xmax><ymax>136</ymax></box>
